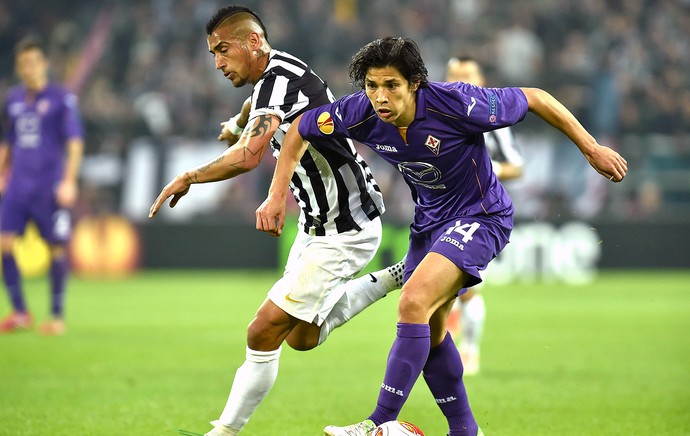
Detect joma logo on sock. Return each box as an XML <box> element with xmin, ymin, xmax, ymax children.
<box><xmin>381</xmin><ymin>383</ymin><xmax>404</xmax><ymax>397</ymax></box>
<box><xmin>435</xmin><ymin>396</ymin><xmax>457</xmax><ymax>404</ymax></box>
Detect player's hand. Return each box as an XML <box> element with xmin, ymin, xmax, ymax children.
<box><xmin>255</xmin><ymin>194</ymin><xmax>286</xmax><ymax>237</ymax></box>
<box><xmin>56</xmin><ymin>179</ymin><xmax>78</xmax><ymax>207</ymax></box>
<box><xmin>583</xmin><ymin>144</ymin><xmax>628</xmax><ymax>182</ymax></box>
<box><xmin>218</xmin><ymin>121</ymin><xmax>241</xmax><ymax>147</ymax></box>
<box><xmin>148</xmin><ymin>174</ymin><xmax>192</xmax><ymax>218</ymax></box>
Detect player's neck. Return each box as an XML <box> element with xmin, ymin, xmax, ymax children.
<box><xmin>251</xmin><ymin>46</ymin><xmax>271</xmax><ymax>85</ymax></box>
<box><xmin>24</xmin><ymin>78</ymin><xmax>48</xmax><ymax>93</ymax></box>
<box><xmin>23</xmin><ymin>79</ymin><xmax>48</xmax><ymax>102</ymax></box>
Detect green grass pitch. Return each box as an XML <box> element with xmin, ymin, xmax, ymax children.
<box><xmin>1</xmin><ymin>270</ymin><xmax>689</xmax><ymax>435</ymax></box>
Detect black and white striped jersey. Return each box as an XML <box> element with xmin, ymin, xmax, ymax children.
<box><xmin>484</xmin><ymin>127</ymin><xmax>523</xmax><ymax>166</ymax></box>
<box><xmin>249</xmin><ymin>49</ymin><xmax>384</xmax><ymax>236</ymax></box>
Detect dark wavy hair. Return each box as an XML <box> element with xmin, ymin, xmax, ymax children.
<box><xmin>205</xmin><ymin>5</ymin><xmax>268</xmax><ymax>42</ymax></box>
<box><xmin>348</xmin><ymin>37</ymin><xmax>429</xmax><ymax>89</ymax></box>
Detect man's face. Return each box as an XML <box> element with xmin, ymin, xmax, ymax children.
<box><xmin>207</xmin><ymin>26</ymin><xmax>253</xmax><ymax>88</ymax></box>
<box><xmin>16</xmin><ymin>48</ymin><xmax>49</xmax><ymax>90</ymax></box>
<box><xmin>446</xmin><ymin>60</ymin><xmax>484</xmax><ymax>86</ymax></box>
<box><xmin>365</xmin><ymin>66</ymin><xmax>418</xmax><ymax>127</ymax></box>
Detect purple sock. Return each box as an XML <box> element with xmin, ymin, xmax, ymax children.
<box><xmin>2</xmin><ymin>254</ymin><xmax>26</xmax><ymax>313</ymax></box>
<box><xmin>422</xmin><ymin>332</ymin><xmax>478</xmax><ymax>435</ymax></box>
<box><xmin>368</xmin><ymin>323</ymin><xmax>430</xmax><ymax>425</ymax></box>
<box><xmin>49</xmin><ymin>255</ymin><xmax>69</xmax><ymax>318</ymax></box>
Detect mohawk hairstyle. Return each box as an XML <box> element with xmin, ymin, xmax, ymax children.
<box><xmin>205</xmin><ymin>5</ymin><xmax>268</xmax><ymax>42</ymax></box>
<box><xmin>348</xmin><ymin>37</ymin><xmax>428</xmax><ymax>90</ymax></box>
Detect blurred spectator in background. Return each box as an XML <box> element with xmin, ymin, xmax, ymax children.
<box><xmin>444</xmin><ymin>55</ymin><xmax>524</xmax><ymax>375</ymax></box>
<box><xmin>0</xmin><ymin>0</ymin><xmax>687</xmax><ymax>224</ymax></box>
<box><xmin>0</xmin><ymin>36</ymin><xmax>84</xmax><ymax>335</ymax></box>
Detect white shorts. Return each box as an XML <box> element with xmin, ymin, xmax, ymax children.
<box><xmin>268</xmin><ymin>217</ymin><xmax>382</xmax><ymax>326</ymax></box>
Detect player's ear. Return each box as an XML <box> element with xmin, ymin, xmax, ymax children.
<box><xmin>247</xmin><ymin>31</ymin><xmax>262</xmax><ymax>51</ymax></box>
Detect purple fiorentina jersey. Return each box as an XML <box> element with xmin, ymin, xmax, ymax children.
<box><xmin>2</xmin><ymin>84</ymin><xmax>83</xmax><ymax>196</ymax></box>
<box><xmin>298</xmin><ymin>81</ymin><xmax>528</xmax><ymax>232</ymax></box>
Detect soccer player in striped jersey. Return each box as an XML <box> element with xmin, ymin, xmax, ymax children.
<box><xmin>148</xmin><ymin>7</ymin><xmax>403</xmax><ymax>436</ymax></box>
<box><xmin>257</xmin><ymin>37</ymin><xmax>627</xmax><ymax>436</ymax></box>
<box><xmin>444</xmin><ymin>56</ymin><xmax>525</xmax><ymax>375</ymax></box>
<box><xmin>0</xmin><ymin>37</ymin><xmax>84</xmax><ymax>336</ymax></box>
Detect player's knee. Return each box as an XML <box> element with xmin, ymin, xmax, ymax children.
<box><xmin>285</xmin><ymin>323</ymin><xmax>320</xmax><ymax>351</ymax></box>
<box><xmin>286</xmin><ymin>333</ymin><xmax>318</xmax><ymax>351</ymax></box>
<box><xmin>247</xmin><ymin>313</ymin><xmax>293</xmax><ymax>350</ymax></box>
<box><xmin>50</xmin><ymin>244</ymin><xmax>67</xmax><ymax>258</ymax></box>
<box><xmin>397</xmin><ymin>289</ymin><xmax>429</xmax><ymax>322</ymax></box>
<box><xmin>0</xmin><ymin>236</ymin><xmax>15</xmax><ymax>253</ymax></box>
<box><xmin>246</xmin><ymin>318</ymin><xmax>277</xmax><ymax>349</ymax></box>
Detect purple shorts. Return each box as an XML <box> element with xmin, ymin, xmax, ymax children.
<box><xmin>0</xmin><ymin>190</ymin><xmax>71</xmax><ymax>245</ymax></box>
<box><xmin>404</xmin><ymin>214</ymin><xmax>512</xmax><ymax>292</ymax></box>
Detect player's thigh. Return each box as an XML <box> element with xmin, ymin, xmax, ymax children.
<box><xmin>428</xmin><ymin>214</ymin><xmax>511</xmax><ymax>289</ymax></box>
<box><xmin>0</xmin><ymin>195</ymin><xmax>30</xmax><ymax>246</ymax></box>
<box><xmin>30</xmin><ymin>198</ymin><xmax>71</xmax><ymax>245</ymax></box>
<box><xmin>268</xmin><ymin>217</ymin><xmax>382</xmax><ymax>325</ymax></box>
<box><xmin>459</xmin><ymin>287</ymin><xmax>478</xmax><ymax>303</ymax></box>
<box><xmin>248</xmin><ymin>298</ymin><xmax>301</xmax><ymax>350</ymax></box>
<box><xmin>398</xmin><ymin>252</ymin><xmax>468</xmax><ymax>323</ymax></box>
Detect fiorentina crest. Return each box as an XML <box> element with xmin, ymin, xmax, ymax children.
<box><xmin>424</xmin><ymin>134</ymin><xmax>441</xmax><ymax>155</ymax></box>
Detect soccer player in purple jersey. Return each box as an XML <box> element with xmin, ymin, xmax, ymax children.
<box><xmin>0</xmin><ymin>37</ymin><xmax>84</xmax><ymax>336</ymax></box>
<box><xmin>256</xmin><ymin>37</ymin><xmax>627</xmax><ymax>436</ymax></box>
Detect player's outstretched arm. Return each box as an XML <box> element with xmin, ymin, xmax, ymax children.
<box><xmin>256</xmin><ymin>114</ymin><xmax>309</xmax><ymax>237</ymax></box>
<box><xmin>521</xmin><ymin>87</ymin><xmax>628</xmax><ymax>182</ymax></box>
<box><xmin>149</xmin><ymin>114</ymin><xmax>279</xmax><ymax>218</ymax></box>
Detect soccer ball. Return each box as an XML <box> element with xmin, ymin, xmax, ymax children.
<box><xmin>370</xmin><ymin>420</ymin><xmax>425</xmax><ymax>436</ymax></box>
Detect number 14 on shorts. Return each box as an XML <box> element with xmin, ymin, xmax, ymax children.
<box><xmin>446</xmin><ymin>220</ymin><xmax>481</xmax><ymax>243</ymax></box>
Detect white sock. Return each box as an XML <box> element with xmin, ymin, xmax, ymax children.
<box><xmin>218</xmin><ymin>346</ymin><xmax>282</xmax><ymax>431</ymax></box>
<box><xmin>461</xmin><ymin>294</ymin><xmax>486</xmax><ymax>354</ymax></box>
<box><xmin>318</xmin><ymin>260</ymin><xmax>405</xmax><ymax>345</ymax></box>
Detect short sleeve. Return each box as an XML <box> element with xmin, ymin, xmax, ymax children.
<box><xmin>447</xmin><ymin>83</ymin><xmax>528</xmax><ymax>134</ymax></box>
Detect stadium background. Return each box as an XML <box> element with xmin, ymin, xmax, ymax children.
<box><xmin>1</xmin><ymin>2</ymin><xmax>689</xmax><ymax>435</ymax></box>
<box><xmin>2</xmin><ymin>0</ymin><xmax>689</xmax><ymax>278</ymax></box>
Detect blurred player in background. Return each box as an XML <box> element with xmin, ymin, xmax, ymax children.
<box><xmin>257</xmin><ymin>36</ymin><xmax>627</xmax><ymax>436</ymax></box>
<box><xmin>0</xmin><ymin>37</ymin><xmax>84</xmax><ymax>336</ymax></box>
<box><xmin>444</xmin><ymin>56</ymin><xmax>524</xmax><ymax>375</ymax></box>
<box><xmin>148</xmin><ymin>6</ymin><xmax>403</xmax><ymax>436</ymax></box>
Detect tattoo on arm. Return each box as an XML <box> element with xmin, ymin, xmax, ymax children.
<box><xmin>198</xmin><ymin>155</ymin><xmax>225</xmax><ymax>173</ymax></box>
<box><xmin>249</xmin><ymin>115</ymin><xmax>273</xmax><ymax>139</ymax></box>
<box><xmin>222</xmin><ymin>114</ymin><xmax>274</xmax><ymax>170</ymax></box>
<box><xmin>185</xmin><ymin>171</ymin><xmax>198</xmax><ymax>184</ymax></box>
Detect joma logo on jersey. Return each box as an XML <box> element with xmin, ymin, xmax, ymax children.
<box><xmin>435</xmin><ymin>395</ymin><xmax>458</xmax><ymax>404</ymax></box>
<box><xmin>440</xmin><ymin>235</ymin><xmax>464</xmax><ymax>250</ymax></box>
<box><xmin>375</xmin><ymin>144</ymin><xmax>398</xmax><ymax>152</ymax></box>
<box><xmin>424</xmin><ymin>134</ymin><xmax>441</xmax><ymax>155</ymax></box>
<box><xmin>381</xmin><ymin>382</ymin><xmax>404</xmax><ymax>397</ymax></box>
